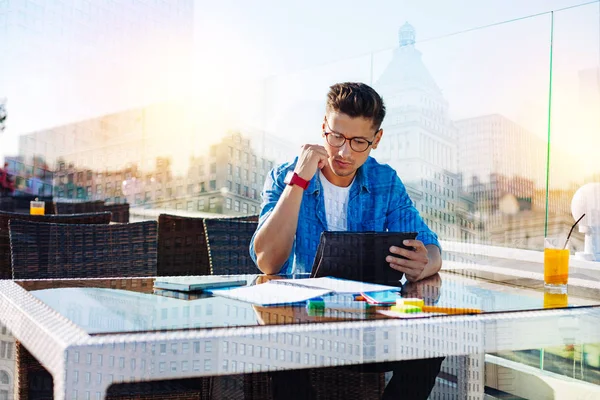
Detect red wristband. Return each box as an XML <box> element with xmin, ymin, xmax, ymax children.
<box><xmin>284</xmin><ymin>171</ymin><xmax>310</xmax><ymax>190</ymax></box>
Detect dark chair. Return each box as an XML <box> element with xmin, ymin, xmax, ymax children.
<box><xmin>9</xmin><ymin>219</ymin><xmax>157</xmax><ymax>279</ymax></box>
<box><xmin>10</xmin><ymin>195</ymin><xmax>55</xmax><ymax>214</ymax></box>
<box><xmin>157</xmin><ymin>214</ymin><xmax>259</xmax><ymax>277</ymax></box>
<box><xmin>203</xmin><ymin>218</ymin><xmax>259</xmax><ymax>275</ymax></box>
<box><xmin>54</xmin><ymin>200</ymin><xmax>104</xmax><ymax>214</ymax></box>
<box><xmin>157</xmin><ymin>214</ymin><xmax>211</xmax><ymax>276</ymax></box>
<box><xmin>0</xmin><ymin>211</ymin><xmax>112</xmax><ymax>280</ymax></box>
<box><xmin>15</xmin><ymin>343</ymin><xmax>53</xmax><ymax>400</ymax></box>
<box><xmin>0</xmin><ymin>197</ymin><xmax>15</xmax><ymax>212</ymax></box>
<box><xmin>310</xmin><ymin>368</ymin><xmax>386</xmax><ymax>399</ymax></box>
<box><xmin>104</xmin><ymin>202</ymin><xmax>130</xmax><ymax>223</ymax></box>
<box><xmin>106</xmin><ymin>378</ymin><xmax>212</xmax><ymax>399</ymax></box>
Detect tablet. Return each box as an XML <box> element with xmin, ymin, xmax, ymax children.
<box><xmin>310</xmin><ymin>231</ymin><xmax>417</xmax><ymax>286</ymax></box>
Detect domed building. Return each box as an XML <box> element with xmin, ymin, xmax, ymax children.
<box><xmin>374</xmin><ymin>23</ymin><xmax>461</xmax><ymax>241</ymax></box>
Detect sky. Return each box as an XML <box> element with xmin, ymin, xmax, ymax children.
<box><xmin>0</xmin><ymin>0</ymin><xmax>599</xmax><ymax>185</ymax></box>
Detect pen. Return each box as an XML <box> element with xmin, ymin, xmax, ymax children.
<box><xmin>421</xmin><ymin>305</ymin><xmax>482</xmax><ymax>314</ymax></box>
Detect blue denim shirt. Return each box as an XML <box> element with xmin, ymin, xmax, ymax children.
<box><xmin>249</xmin><ymin>156</ymin><xmax>440</xmax><ymax>275</ymax></box>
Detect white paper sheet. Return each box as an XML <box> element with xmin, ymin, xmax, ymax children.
<box><xmin>274</xmin><ymin>277</ymin><xmax>400</xmax><ymax>294</ymax></box>
<box><xmin>208</xmin><ymin>281</ymin><xmax>331</xmax><ymax>306</ymax></box>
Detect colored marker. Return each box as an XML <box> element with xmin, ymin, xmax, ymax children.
<box><xmin>396</xmin><ymin>298</ymin><xmax>425</xmax><ymax>308</ymax></box>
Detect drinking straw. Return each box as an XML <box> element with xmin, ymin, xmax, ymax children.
<box><xmin>563</xmin><ymin>213</ymin><xmax>586</xmax><ymax>250</ymax></box>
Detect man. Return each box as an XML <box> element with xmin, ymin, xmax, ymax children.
<box><xmin>250</xmin><ymin>82</ymin><xmax>444</xmax><ymax>399</ymax></box>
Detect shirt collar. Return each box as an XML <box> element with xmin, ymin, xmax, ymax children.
<box><xmin>306</xmin><ymin>157</ymin><xmax>372</xmax><ymax>195</ymax></box>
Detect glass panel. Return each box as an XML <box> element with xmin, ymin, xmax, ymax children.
<box><xmin>371</xmin><ymin>16</ymin><xmax>551</xmax><ymax>249</ymax></box>
<box><xmin>549</xmin><ymin>3</ymin><xmax>600</xmax><ymax>258</ymax></box>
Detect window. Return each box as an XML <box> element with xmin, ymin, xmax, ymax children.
<box><xmin>0</xmin><ymin>371</ymin><xmax>8</xmax><ymax>385</ymax></box>
<box><xmin>0</xmin><ymin>342</ymin><xmax>10</xmax><ymax>359</ymax></box>
<box><xmin>210</xmin><ymin>163</ymin><xmax>216</xmax><ymax>173</ymax></box>
<box><xmin>227</xmin><ymin>163</ymin><xmax>232</xmax><ymax>175</ymax></box>
<box><xmin>209</xmin><ymin>180</ymin><xmax>216</xmax><ymax>190</ymax></box>
<box><xmin>234</xmin><ymin>200</ymin><xmax>240</xmax><ymax>212</ymax></box>
<box><xmin>225</xmin><ymin>198</ymin><xmax>232</xmax><ymax>210</ymax></box>
<box><xmin>242</xmin><ymin>203</ymin><xmax>248</xmax><ymax>213</ymax></box>
<box><xmin>198</xmin><ymin>199</ymin><xmax>205</xmax><ymax>210</ymax></box>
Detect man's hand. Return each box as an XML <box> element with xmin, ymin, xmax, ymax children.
<box><xmin>294</xmin><ymin>144</ymin><xmax>329</xmax><ymax>181</ymax></box>
<box><xmin>387</xmin><ymin>240</ymin><xmax>441</xmax><ymax>282</ymax></box>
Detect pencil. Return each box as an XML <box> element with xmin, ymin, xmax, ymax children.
<box><xmin>421</xmin><ymin>305</ymin><xmax>482</xmax><ymax>314</ymax></box>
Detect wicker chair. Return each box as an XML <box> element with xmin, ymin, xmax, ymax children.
<box><xmin>106</xmin><ymin>377</ymin><xmax>213</xmax><ymax>399</ymax></box>
<box><xmin>203</xmin><ymin>218</ymin><xmax>260</xmax><ymax>275</ymax></box>
<box><xmin>157</xmin><ymin>214</ymin><xmax>259</xmax><ymax>277</ymax></box>
<box><xmin>15</xmin><ymin>353</ymin><xmax>213</xmax><ymax>400</ymax></box>
<box><xmin>157</xmin><ymin>214</ymin><xmax>211</xmax><ymax>276</ymax></box>
<box><xmin>104</xmin><ymin>202</ymin><xmax>130</xmax><ymax>223</ymax></box>
<box><xmin>0</xmin><ymin>197</ymin><xmax>15</xmax><ymax>212</ymax></box>
<box><xmin>9</xmin><ymin>195</ymin><xmax>55</xmax><ymax>214</ymax></box>
<box><xmin>54</xmin><ymin>200</ymin><xmax>104</xmax><ymax>214</ymax></box>
<box><xmin>0</xmin><ymin>211</ymin><xmax>112</xmax><ymax>280</ymax></box>
<box><xmin>9</xmin><ymin>219</ymin><xmax>157</xmax><ymax>279</ymax></box>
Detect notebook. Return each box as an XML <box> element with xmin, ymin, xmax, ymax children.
<box><xmin>153</xmin><ymin>276</ymin><xmax>248</xmax><ymax>292</ymax></box>
<box><xmin>208</xmin><ymin>277</ymin><xmax>399</xmax><ymax>306</ymax></box>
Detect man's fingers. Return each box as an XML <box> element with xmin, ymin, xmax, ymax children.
<box><xmin>386</xmin><ymin>256</ymin><xmax>426</xmax><ymax>271</ymax></box>
<box><xmin>403</xmin><ymin>239</ymin><xmax>426</xmax><ymax>251</ymax></box>
<box><xmin>388</xmin><ymin>248</ymin><xmax>428</xmax><ymax>265</ymax></box>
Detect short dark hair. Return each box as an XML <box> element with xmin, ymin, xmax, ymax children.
<box><xmin>326</xmin><ymin>82</ymin><xmax>386</xmax><ymax>130</ymax></box>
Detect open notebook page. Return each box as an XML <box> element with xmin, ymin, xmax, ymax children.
<box><xmin>272</xmin><ymin>277</ymin><xmax>400</xmax><ymax>294</ymax></box>
<box><xmin>208</xmin><ymin>281</ymin><xmax>331</xmax><ymax>306</ymax></box>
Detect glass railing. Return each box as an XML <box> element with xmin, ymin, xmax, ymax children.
<box><xmin>3</xmin><ymin>1</ymin><xmax>596</xmax><ymax>253</ymax></box>
<box><xmin>0</xmin><ymin>3</ymin><xmax>598</xmax><ymax>243</ymax></box>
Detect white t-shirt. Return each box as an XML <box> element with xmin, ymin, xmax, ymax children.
<box><xmin>319</xmin><ymin>170</ymin><xmax>354</xmax><ymax>231</ymax></box>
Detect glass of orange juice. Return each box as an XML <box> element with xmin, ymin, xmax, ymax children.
<box><xmin>544</xmin><ymin>237</ymin><xmax>569</xmax><ymax>292</ymax></box>
<box><xmin>543</xmin><ymin>289</ymin><xmax>568</xmax><ymax>308</ymax></box>
<box><xmin>30</xmin><ymin>200</ymin><xmax>45</xmax><ymax>215</ymax></box>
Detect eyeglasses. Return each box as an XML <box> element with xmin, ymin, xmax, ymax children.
<box><xmin>323</xmin><ymin>119</ymin><xmax>379</xmax><ymax>153</ymax></box>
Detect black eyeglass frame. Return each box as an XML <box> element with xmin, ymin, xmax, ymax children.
<box><xmin>323</xmin><ymin>118</ymin><xmax>380</xmax><ymax>153</ymax></box>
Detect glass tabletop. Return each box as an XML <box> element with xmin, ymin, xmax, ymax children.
<box><xmin>17</xmin><ymin>271</ymin><xmax>600</xmax><ymax>336</ymax></box>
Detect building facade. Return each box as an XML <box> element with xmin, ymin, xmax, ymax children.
<box><xmin>186</xmin><ymin>132</ymin><xmax>274</xmax><ymax>215</ymax></box>
<box><xmin>455</xmin><ymin>114</ymin><xmax>547</xmax><ymax>190</ymax></box>
<box><xmin>374</xmin><ymin>23</ymin><xmax>462</xmax><ymax>241</ymax></box>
